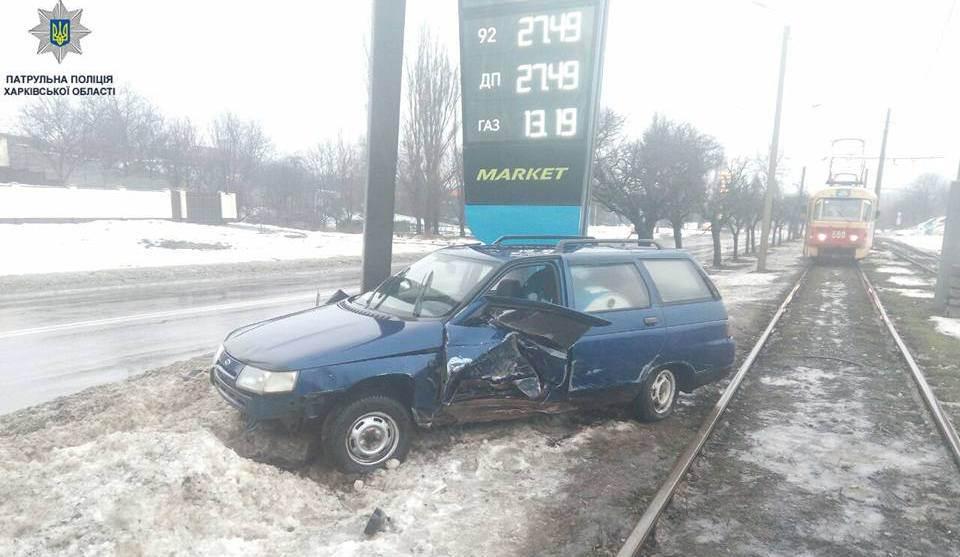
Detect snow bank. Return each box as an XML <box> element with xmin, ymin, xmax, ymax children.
<box><xmin>0</xmin><ymin>220</ymin><xmax>451</xmax><ymax>276</ymax></box>
<box><xmin>931</xmin><ymin>316</ymin><xmax>960</xmax><ymax>340</ymax></box>
<box><xmin>0</xmin><ymin>359</ymin><xmax>636</xmax><ymax>557</ymax></box>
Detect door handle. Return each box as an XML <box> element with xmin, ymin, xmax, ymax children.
<box><xmin>644</xmin><ymin>316</ymin><xmax>658</xmax><ymax>326</ymax></box>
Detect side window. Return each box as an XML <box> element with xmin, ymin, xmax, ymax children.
<box><xmin>570</xmin><ymin>263</ymin><xmax>650</xmax><ymax>313</ymax></box>
<box><xmin>643</xmin><ymin>259</ymin><xmax>714</xmax><ymax>304</ymax></box>
<box><xmin>486</xmin><ymin>263</ymin><xmax>560</xmax><ymax>305</ymax></box>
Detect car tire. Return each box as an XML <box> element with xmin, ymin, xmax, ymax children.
<box><xmin>323</xmin><ymin>394</ymin><xmax>413</xmax><ymax>474</ymax></box>
<box><xmin>635</xmin><ymin>368</ymin><xmax>678</xmax><ymax>422</ymax></box>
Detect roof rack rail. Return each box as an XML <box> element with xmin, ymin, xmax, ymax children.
<box><xmin>554</xmin><ymin>238</ymin><xmax>663</xmax><ymax>253</ymax></box>
<box><xmin>491</xmin><ymin>234</ymin><xmax>590</xmax><ymax>246</ymax></box>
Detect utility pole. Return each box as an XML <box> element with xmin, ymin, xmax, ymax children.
<box><xmin>361</xmin><ymin>0</ymin><xmax>406</xmax><ymax>292</ymax></box>
<box><xmin>874</xmin><ymin>108</ymin><xmax>891</xmax><ymax>205</ymax></box>
<box><xmin>757</xmin><ymin>25</ymin><xmax>789</xmax><ymax>273</ymax></box>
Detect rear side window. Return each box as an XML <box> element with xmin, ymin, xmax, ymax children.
<box><xmin>643</xmin><ymin>259</ymin><xmax>714</xmax><ymax>304</ymax></box>
<box><xmin>570</xmin><ymin>263</ymin><xmax>650</xmax><ymax>312</ymax></box>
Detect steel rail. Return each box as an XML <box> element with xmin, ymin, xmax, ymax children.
<box><xmin>878</xmin><ymin>238</ymin><xmax>939</xmax><ymax>275</ymax></box>
<box><xmin>616</xmin><ymin>266</ymin><xmax>809</xmax><ymax>557</ymax></box>
<box><xmin>858</xmin><ymin>266</ymin><xmax>960</xmax><ymax>470</ymax></box>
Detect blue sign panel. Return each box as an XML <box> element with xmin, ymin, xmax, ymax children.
<box><xmin>459</xmin><ymin>0</ymin><xmax>609</xmax><ymax>243</ymax></box>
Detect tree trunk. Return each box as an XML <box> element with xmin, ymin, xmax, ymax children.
<box><xmin>672</xmin><ymin>220</ymin><xmax>683</xmax><ymax>249</ymax></box>
<box><xmin>458</xmin><ymin>189</ymin><xmax>466</xmax><ymax>237</ymax></box>
<box><xmin>711</xmin><ymin>218</ymin><xmax>722</xmax><ymax>268</ymax></box>
<box><xmin>732</xmin><ymin>230</ymin><xmax>739</xmax><ymax>259</ymax></box>
<box><xmin>633</xmin><ymin>217</ymin><xmax>653</xmax><ymax>239</ymax></box>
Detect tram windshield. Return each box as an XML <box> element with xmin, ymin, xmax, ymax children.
<box><xmin>815</xmin><ymin>198</ymin><xmax>867</xmax><ymax>222</ymax></box>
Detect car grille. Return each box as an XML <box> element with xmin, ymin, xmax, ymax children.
<box><xmin>216</xmin><ymin>351</ymin><xmax>244</xmax><ymax>378</ymax></box>
<box><xmin>212</xmin><ymin>350</ymin><xmax>250</xmax><ymax>410</ymax></box>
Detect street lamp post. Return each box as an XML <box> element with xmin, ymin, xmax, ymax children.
<box><xmin>757</xmin><ymin>25</ymin><xmax>790</xmax><ymax>273</ymax></box>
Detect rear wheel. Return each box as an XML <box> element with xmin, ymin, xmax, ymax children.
<box><xmin>636</xmin><ymin>368</ymin><xmax>677</xmax><ymax>422</ymax></box>
<box><xmin>323</xmin><ymin>395</ymin><xmax>412</xmax><ymax>474</ymax></box>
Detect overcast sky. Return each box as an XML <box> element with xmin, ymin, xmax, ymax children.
<box><xmin>1</xmin><ymin>0</ymin><xmax>958</xmax><ymax>193</ymax></box>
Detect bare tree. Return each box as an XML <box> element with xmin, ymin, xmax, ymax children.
<box><xmin>704</xmin><ymin>158</ymin><xmax>748</xmax><ymax>267</ymax></box>
<box><xmin>307</xmin><ymin>135</ymin><xmax>366</xmax><ymax>229</ymax></box>
<box><xmin>891</xmin><ymin>173</ymin><xmax>951</xmax><ymax>227</ymax></box>
<box><xmin>82</xmin><ymin>89</ymin><xmax>164</xmax><ymax>184</ymax></box>
<box><xmin>726</xmin><ymin>173</ymin><xmax>762</xmax><ymax>259</ymax></box>
<box><xmin>157</xmin><ymin>117</ymin><xmax>200</xmax><ymax>191</ymax></box>
<box><xmin>16</xmin><ymin>97</ymin><xmax>90</xmax><ymax>185</ymax></box>
<box><xmin>208</xmin><ymin>112</ymin><xmax>271</xmax><ymax>214</ymax></box>
<box><xmin>449</xmin><ymin>144</ymin><xmax>466</xmax><ymax>237</ymax></box>
<box><xmin>398</xmin><ymin>27</ymin><xmax>460</xmax><ymax>235</ymax></box>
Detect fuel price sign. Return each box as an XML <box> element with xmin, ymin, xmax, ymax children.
<box><xmin>459</xmin><ymin>0</ymin><xmax>608</xmax><ymax>243</ymax></box>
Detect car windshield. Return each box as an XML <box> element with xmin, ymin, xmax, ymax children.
<box><xmin>816</xmin><ymin>198</ymin><xmax>863</xmax><ymax>222</ymax></box>
<box><xmin>354</xmin><ymin>252</ymin><xmax>497</xmax><ymax>318</ymax></box>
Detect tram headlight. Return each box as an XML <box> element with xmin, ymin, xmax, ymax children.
<box><xmin>849</xmin><ymin>234</ymin><xmax>859</xmax><ymax>242</ymax></box>
<box><xmin>816</xmin><ymin>232</ymin><xmax>827</xmax><ymax>242</ymax></box>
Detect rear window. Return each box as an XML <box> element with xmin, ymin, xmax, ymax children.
<box><xmin>643</xmin><ymin>259</ymin><xmax>714</xmax><ymax>304</ymax></box>
<box><xmin>570</xmin><ymin>263</ymin><xmax>650</xmax><ymax>312</ymax></box>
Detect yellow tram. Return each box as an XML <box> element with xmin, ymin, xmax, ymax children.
<box><xmin>803</xmin><ymin>186</ymin><xmax>877</xmax><ymax>260</ymax></box>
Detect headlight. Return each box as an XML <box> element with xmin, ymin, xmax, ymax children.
<box><xmin>849</xmin><ymin>234</ymin><xmax>859</xmax><ymax>242</ymax></box>
<box><xmin>235</xmin><ymin>365</ymin><xmax>298</xmax><ymax>394</ymax></box>
<box><xmin>816</xmin><ymin>233</ymin><xmax>827</xmax><ymax>242</ymax></box>
<box><xmin>212</xmin><ymin>344</ymin><xmax>225</xmax><ymax>367</ymax></box>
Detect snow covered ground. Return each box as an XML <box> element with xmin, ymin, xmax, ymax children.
<box><xmin>0</xmin><ymin>242</ymin><xmax>806</xmax><ymax>557</ymax></box>
<box><xmin>1</xmin><ymin>220</ymin><xmax>720</xmax><ymax>277</ymax></box>
<box><xmin>887</xmin><ymin>216</ymin><xmax>946</xmax><ymax>254</ymax></box>
<box><xmin>0</xmin><ymin>220</ymin><xmax>452</xmax><ymax>276</ymax></box>
<box><xmin>931</xmin><ymin>316</ymin><xmax>960</xmax><ymax>340</ymax></box>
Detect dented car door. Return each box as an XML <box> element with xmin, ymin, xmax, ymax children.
<box><xmin>440</xmin><ymin>296</ymin><xmax>609</xmax><ymax>420</ymax></box>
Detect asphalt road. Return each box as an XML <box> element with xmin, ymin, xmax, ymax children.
<box><xmin>0</xmin><ymin>232</ymin><xmax>728</xmax><ymax>416</ymax></box>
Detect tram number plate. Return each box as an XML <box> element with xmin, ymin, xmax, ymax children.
<box><xmin>831</xmin><ymin>230</ymin><xmax>846</xmax><ymax>239</ymax></box>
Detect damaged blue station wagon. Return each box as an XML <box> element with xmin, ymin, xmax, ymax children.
<box><xmin>211</xmin><ymin>237</ymin><xmax>735</xmax><ymax>473</ymax></box>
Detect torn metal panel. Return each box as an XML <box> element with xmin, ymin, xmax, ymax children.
<box><xmin>443</xmin><ymin>331</ymin><xmax>560</xmax><ymax>404</ymax></box>
<box><xmin>482</xmin><ymin>295</ymin><xmax>610</xmax><ymax>350</ymax></box>
<box><xmin>438</xmin><ymin>296</ymin><xmax>610</xmax><ymax>421</ymax></box>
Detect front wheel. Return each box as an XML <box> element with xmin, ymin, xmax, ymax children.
<box><xmin>323</xmin><ymin>395</ymin><xmax>412</xmax><ymax>474</ymax></box>
<box><xmin>635</xmin><ymin>368</ymin><xmax>678</xmax><ymax>422</ymax></box>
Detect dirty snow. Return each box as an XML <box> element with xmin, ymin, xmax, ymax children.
<box><xmin>930</xmin><ymin>316</ymin><xmax>960</xmax><ymax>340</ymax></box>
<box><xmin>879</xmin><ymin>287</ymin><xmax>935</xmax><ymax>299</ymax></box>
<box><xmin>873</xmin><ymin>265</ymin><xmax>913</xmax><ymax>275</ymax></box>
<box><xmin>0</xmin><ymin>220</ymin><xmax>452</xmax><ymax>276</ymax></box>
<box><xmin>707</xmin><ymin>244</ymin><xmax>804</xmax><ymax>311</ymax></box>
<box><xmin>0</xmin><ymin>359</ymin><xmax>640</xmax><ymax>557</ymax></box>
<box><xmin>885</xmin><ymin>275</ymin><xmax>934</xmax><ymax>288</ymax></box>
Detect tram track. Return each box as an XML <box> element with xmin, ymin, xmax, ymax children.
<box><xmin>877</xmin><ymin>237</ymin><xmax>940</xmax><ymax>275</ymax></box>
<box><xmin>616</xmin><ymin>261</ymin><xmax>960</xmax><ymax>557</ymax></box>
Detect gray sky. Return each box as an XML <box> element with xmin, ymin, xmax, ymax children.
<box><xmin>1</xmin><ymin>0</ymin><xmax>958</xmax><ymax>193</ymax></box>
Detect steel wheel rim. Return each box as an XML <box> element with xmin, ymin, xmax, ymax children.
<box><xmin>345</xmin><ymin>411</ymin><xmax>399</xmax><ymax>466</ymax></box>
<box><xmin>650</xmin><ymin>370</ymin><xmax>676</xmax><ymax>414</ymax></box>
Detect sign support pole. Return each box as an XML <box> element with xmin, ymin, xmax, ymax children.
<box><xmin>361</xmin><ymin>0</ymin><xmax>406</xmax><ymax>292</ymax></box>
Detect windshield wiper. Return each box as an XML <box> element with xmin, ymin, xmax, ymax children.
<box><xmin>412</xmin><ymin>270</ymin><xmax>435</xmax><ymax>318</ymax></box>
<box><xmin>367</xmin><ymin>269</ymin><xmax>408</xmax><ymax>310</ymax></box>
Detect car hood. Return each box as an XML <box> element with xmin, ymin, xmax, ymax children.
<box><xmin>223</xmin><ymin>302</ymin><xmax>444</xmax><ymax>371</ymax></box>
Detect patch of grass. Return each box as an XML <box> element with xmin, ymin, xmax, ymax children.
<box><xmin>139</xmin><ymin>239</ymin><xmax>231</xmax><ymax>251</ymax></box>
<box><xmin>863</xmin><ymin>261</ymin><xmax>960</xmax><ymax>423</ymax></box>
